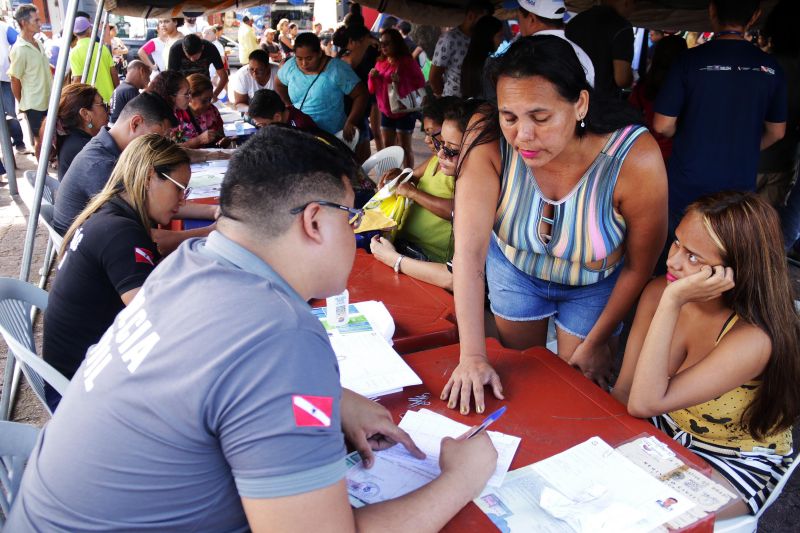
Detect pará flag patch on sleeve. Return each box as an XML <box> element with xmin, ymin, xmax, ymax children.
<box><xmin>292</xmin><ymin>395</ymin><xmax>333</xmax><ymax>427</ymax></box>
<box><xmin>134</xmin><ymin>247</ymin><xmax>155</xmax><ymax>266</ymax></box>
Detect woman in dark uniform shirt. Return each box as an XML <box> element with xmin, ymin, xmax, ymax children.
<box><xmin>43</xmin><ymin>134</ymin><xmax>191</xmax><ymax>411</ymax></box>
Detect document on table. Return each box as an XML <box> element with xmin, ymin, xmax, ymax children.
<box><xmin>475</xmin><ymin>437</ymin><xmax>695</xmax><ymax>533</ymax></box>
<box><xmin>346</xmin><ymin>408</ymin><xmax>521</xmax><ymax>506</ymax></box>
<box><xmin>312</xmin><ymin>301</ymin><xmax>419</xmax><ymax>397</ymax></box>
<box><xmin>616</xmin><ymin>436</ymin><xmax>736</xmax><ymax>529</ymax></box>
<box><xmin>188</xmin><ymin>160</ymin><xmax>229</xmax><ymax>199</ymax></box>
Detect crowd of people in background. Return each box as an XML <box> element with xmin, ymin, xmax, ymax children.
<box><xmin>2</xmin><ymin>0</ymin><xmax>800</xmax><ymax>529</ymax></box>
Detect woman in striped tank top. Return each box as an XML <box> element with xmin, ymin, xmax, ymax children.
<box><xmin>441</xmin><ymin>36</ymin><xmax>668</xmax><ymax>415</ymax></box>
<box><xmin>613</xmin><ymin>192</ymin><xmax>799</xmax><ymax>517</ymax></box>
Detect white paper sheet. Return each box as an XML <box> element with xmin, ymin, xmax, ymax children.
<box><xmin>531</xmin><ymin>437</ymin><xmax>695</xmax><ymax>533</ymax></box>
<box><xmin>346</xmin><ymin>409</ymin><xmax>521</xmax><ymax>507</ymax></box>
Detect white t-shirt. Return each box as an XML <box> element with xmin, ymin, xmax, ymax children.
<box><xmin>231</xmin><ymin>63</ymin><xmax>279</xmax><ymax>98</ymax></box>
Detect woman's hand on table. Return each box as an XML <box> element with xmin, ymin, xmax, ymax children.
<box><xmin>441</xmin><ymin>354</ymin><xmax>504</xmax><ymax>415</ymax></box>
<box><xmin>341</xmin><ymin>388</ymin><xmax>425</xmax><ymax>468</ymax></box>
<box><xmin>197</xmin><ymin>130</ymin><xmax>221</xmax><ymax>146</ymax></box>
<box><xmin>568</xmin><ymin>340</ymin><xmax>614</xmax><ymax>389</ymax></box>
<box><xmin>370</xmin><ymin>235</ymin><xmax>399</xmax><ymax>267</ymax></box>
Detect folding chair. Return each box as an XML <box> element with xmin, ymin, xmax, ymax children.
<box><xmin>713</xmin><ymin>455</ymin><xmax>800</xmax><ymax>532</ymax></box>
<box><xmin>361</xmin><ymin>146</ymin><xmax>405</xmax><ymax>184</ymax></box>
<box><xmin>23</xmin><ymin>171</ymin><xmax>63</xmax><ymax>288</ymax></box>
<box><xmin>0</xmin><ymin>278</ymin><xmax>69</xmax><ymax>419</ymax></box>
<box><xmin>0</xmin><ymin>420</ymin><xmax>39</xmax><ymax>526</ymax></box>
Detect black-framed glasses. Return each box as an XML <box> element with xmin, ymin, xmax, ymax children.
<box><xmin>289</xmin><ymin>200</ymin><xmax>365</xmax><ymax>229</ymax></box>
<box><xmin>159</xmin><ymin>171</ymin><xmax>192</xmax><ymax>199</ymax></box>
<box><xmin>432</xmin><ymin>136</ymin><xmax>460</xmax><ymax>160</ymax></box>
<box><xmin>93</xmin><ymin>102</ymin><xmax>110</xmax><ymax>113</ymax></box>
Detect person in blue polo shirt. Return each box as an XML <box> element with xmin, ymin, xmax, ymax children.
<box><xmin>8</xmin><ymin>127</ymin><xmax>498</xmax><ymax>532</ymax></box>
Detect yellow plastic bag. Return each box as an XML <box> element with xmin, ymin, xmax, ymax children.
<box><xmin>356</xmin><ymin>168</ymin><xmax>414</xmax><ymax>239</ymax></box>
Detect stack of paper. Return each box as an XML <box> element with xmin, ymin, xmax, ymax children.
<box><xmin>474</xmin><ymin>437</ymin><xmax>697</xmax><ymax>533</ymax></box>
<box><xmin>311</xmin><ymin>301</ymin><xmax>419</xmax><ymax>397</ymax></box>
<box><xmin>188</xmin><ymin>160</ymin><xmax>229</xmax><ymax>200</ymax></box>
<box><xmin>347</xmin><ymin>408</ymin><xmax>521</xmax><ymax>506</ymax></box>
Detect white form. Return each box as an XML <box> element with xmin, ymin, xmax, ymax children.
<box><xmin>346</xmin><ymin>408</ymin><xmax>521</xmax><ymax>505</ymax></box>
<box><xmin>529</xmin><ymin>437</ymin><xmax>695</xmax><ymax>533</ymax></box>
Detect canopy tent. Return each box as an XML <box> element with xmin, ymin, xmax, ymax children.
<box><xmin>101</xmin><ymin>1</ymin><xmax>780</xmax><ymax>32</ymax></box>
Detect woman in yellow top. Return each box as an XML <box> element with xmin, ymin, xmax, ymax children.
<box><xmin>370</xmin><ymin>97</ymin><xmax>480</xmax><ymax>290</ymax></box>
<box><xmin>613</xmin><ymin>191</ymin><xmax>800</xmax><ymax>518</ymax></box>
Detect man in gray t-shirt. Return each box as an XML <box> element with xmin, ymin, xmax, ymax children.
<box><xmin>8</xmin><ymin>127</ymin><xmax>497</xmax><ymax>532</ymax></box>
<box><xmin>429</xmin><ymin>0</ymin><xmax>494</xmax><ymax>97</ymax></box>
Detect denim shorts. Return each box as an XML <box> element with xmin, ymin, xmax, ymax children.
<box><xmin>380</xmin><ymin>112</ymin><xmax>417</xmax><ymax>133</ymax></box>
<box><xmin>486</xmin><ymin>237</ymin><xmax>623</xmax><ymax>339</ymax></box>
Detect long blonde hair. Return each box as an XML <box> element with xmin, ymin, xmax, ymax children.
<box><xmin>60</xmin><ymin>134</ymin><xmax>190</xmax><ymax>256</ymax></box>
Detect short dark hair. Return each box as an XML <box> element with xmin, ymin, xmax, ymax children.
<box><xmin>248</xmin><ymin>49</ymin><xmax>270</xmax><ymax>66</ymax></box>
<box><xmin>118</xmin><ymin>92</ymin><xmax>178</xmax><ymax>127</ymax></box>
<box><xmin>13</xmin><ymin>4</ymin><xmax>37</xmax><ymax>24</ymax></box>
<box><xmin>242</xmin><ymin>15</ymin><xmax>251</xmax><ymax>24</ymax></box>
<box><xmin>249</xmin><ymin>89</ymin><xmax>285</xmax><ymax>118</ymax></box>
<box><xmin>398</xmin><ymin>21</ymin><xmax>412</xmax><ymax>35</ymax></box>
<box><xmin>182</xmin><ymin>34</ymin><xmax>203</xmax><ymax>55</ymax></box>
<box><xmin>294</xmin><ymin>32</ymin><xmax>321</xmax><ymax>52</ymax></box>
<box><xmin>422</xmin><ymin>96</ymin><xmax>460</xmax><ymax>124</ymax></box>
<box><xmin>381</xmin><ymin>16</ymin><xmax>398</xmax><ymax>31</ymax></box>
<box><xmin>220</xmin><ymin>127</ymin><xmax>358</xmax><ymax>237</ymax></box>
<box><xmin>711</xmin><ymin>0</ymin><xmax>760</xmax><ymax>26</ymax></box>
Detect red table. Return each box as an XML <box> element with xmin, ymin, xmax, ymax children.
<box><xmin>375</xmin><ymin>339</ymin><xmax>714</xmax><ymax>532</ymax></box>
<box><xmin>312</xmin><ymin>249</ymin><xmax>458</xmax><ymax>354</ymax></box>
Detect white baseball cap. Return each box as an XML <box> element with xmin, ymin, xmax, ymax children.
<box><xmin>518</xmin><ymin>0</ymin><xmax>567</xmax><ymax>20</ymax></box>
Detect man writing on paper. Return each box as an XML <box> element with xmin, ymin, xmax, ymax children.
<box><xmin>7</xmin><ymin>127</ymin><xmax>497</xmax><ymax>532</ymax></box>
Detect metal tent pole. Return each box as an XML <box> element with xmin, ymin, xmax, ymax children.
<box><xmin>0</xmin><ymin>0</ymin><xmax>80</xmax><ymax>421</ymax></box>
<box><xmin>90</xmin><ymin>10</ymin><xmax>109</xmax><ymax>85</ymax></box>
<box><xmin>80</xmin><ymin>0</ymin><xmax>105</xmax><ymax>83</ymax></box>
<box><xmin>0</xmin><ymin>88</ymin><xmax>16</xmax><ymax>195</ymax></box>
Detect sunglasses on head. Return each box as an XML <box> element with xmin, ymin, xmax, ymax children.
<box><xmin>432</xmin><ymin>136</ymin><xmax>460</xmax><ymax>160</ymax></box>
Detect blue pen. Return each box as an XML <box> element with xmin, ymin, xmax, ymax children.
<box><xmin>465</xmin><ymin>406</ymin><xmax>507</xmax><ymax>439</ymax></box>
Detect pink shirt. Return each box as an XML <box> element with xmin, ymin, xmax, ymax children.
<box><xmin>367</xmin><ymin>55</ymin><xmax>425</xmax><ymax>119</ymax></box>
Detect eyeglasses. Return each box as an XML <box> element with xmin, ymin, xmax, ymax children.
<box><xmin>92</xmin><ymin>102</ymin><xmax>109</xmax><ymax>113</ymax></box>
<box><xmin>432</xmin><ymin>136</ymin><xmax>460</xmax><ymax>160</ymax></box>
<box><xmin>289</xmin><ymin>200</ymin><xmax>365</xmax><ymax>229</ymax></box>
<box><xmin>174</xmin><ymin>91</ymin><xmax>191</xmax><ymax>99</ymax></box>
<box><xmin>159</xmin><ymin>171</ymin><xmax>192</xmax><ymax>199</ymax></box>
<box><xmin>426</xmin><ymin>129</ymin><xmax>442</xmax><ymax>141</ymax></box>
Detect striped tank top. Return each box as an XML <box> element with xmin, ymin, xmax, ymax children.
<box><xmin>493</xmin><ymin>125</ymin><xmax>647</xmax><ymax>286</ymax></box>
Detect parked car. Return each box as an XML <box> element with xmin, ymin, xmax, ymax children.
<box><xmin>108</xmin><ymin>15</ymin><xmax>157</xmax><ymax>63</ymax></box>
<box><xmin>218</xmin><ymin>34</ymin><xmax>242</xmax><ymax>69</ymax></box>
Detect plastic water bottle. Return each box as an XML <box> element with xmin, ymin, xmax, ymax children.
<box><xmin>234</xmin><ymin>120</ymin><xmax>245</xmax><ymax>136</ymax></box>
<box><xmin>326</xmin><ymin>289</ymin><xmax>349</xmax><ymax>327</ymax></box>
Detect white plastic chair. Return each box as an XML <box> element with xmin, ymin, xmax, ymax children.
<box><xmin>0</xmin><ymin>420</ymin><xmax>39</xmax><ymax>526</ymax></box>
<box><xmin>713</xmin><ymin>455</ymin><xmax>800</xmax><ymax>532</ymax></box>
<box><xmin>361</xmin><ymin>146</ymin><xmax>405</xmax><ymax>184</ymax></box>
<box><xmin>0</xmin><ymin>278</ymin><xmax>69</xmax><ymax>417</ymax></box>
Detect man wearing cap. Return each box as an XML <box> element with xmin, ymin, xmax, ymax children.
<box><xmin>8</xmin><ymin>4</ymin><xmax>52</xmax><ymax>156</ymax></box>
<box><xmin>70</xmin><ymin>16</ymin><xmax>120</xmax><ymax>103</ymax></box>
<box><xmin>518</xmin><ymin>0</ymin><xmax>595</xmax><ymax>87</ymax></box>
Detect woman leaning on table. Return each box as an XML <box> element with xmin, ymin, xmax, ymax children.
<box><xmin>613</xmin><ymin>192</ymin><xmax>799</xmax><ymax>518</ymax></box>
<box><xmin>43</xmin><ymin>135</ymin><xmax>191</xmax><ymax>412</ymax></box>
<box><xmin>441</xmin><ymin>36</ymin><xmax>668</xmax><ymax>414</ymax></box>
